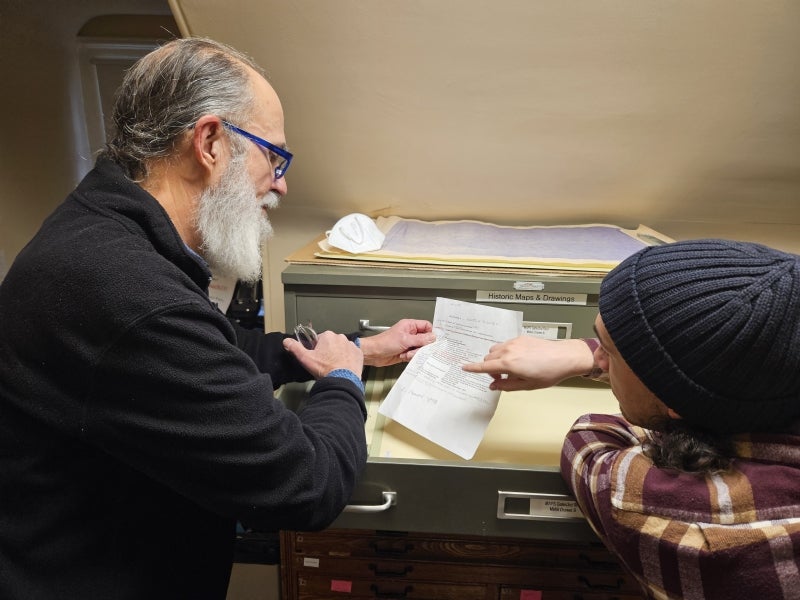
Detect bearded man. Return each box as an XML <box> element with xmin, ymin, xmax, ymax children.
<box><xmin>0</xmin><ymin>38</ymin><xmax>434</xmax><ymax>600</ymax></box>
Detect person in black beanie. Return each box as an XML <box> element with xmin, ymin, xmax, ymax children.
<box><xmin>465</xmin><ymin>239</ymin><xmax>800</xmax><ymax>600</ymax></box>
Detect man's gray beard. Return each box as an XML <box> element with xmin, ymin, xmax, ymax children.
<box><xmin>196</xmin><ymin>154</ymin><xmax>280</xmax><ymax>283</ymax></box>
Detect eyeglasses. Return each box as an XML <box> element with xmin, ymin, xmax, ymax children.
<box><xmin>222</xmin><ymin>121</ymin><xmax>293</xmax><ymax>179</ymax></box>
<box><xmin>294</xmin><ymin>323</ymin><xmax>318</xmax><ymax>350</ymax></box>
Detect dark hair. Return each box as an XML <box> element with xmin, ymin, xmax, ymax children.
<box><xmin>104</xmin><ymin>37</ymin><xmax>263</xmax><ymax>181</ymax></box>
<box><xmin>642</xmin><ymin>416</ymin><xmax>734</xmax><ymax>474</ymax></box>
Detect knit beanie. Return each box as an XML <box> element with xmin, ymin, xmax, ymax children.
<box><xmin>598</xmin><ymin>239</ymin><xmax>800</xmax><ymax>434</ymax></box>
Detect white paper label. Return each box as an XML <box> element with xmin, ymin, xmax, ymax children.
<box><xmin>513</xmin><ymin>281</ymin><xmax>545</xmax><ymax>291</ymax></box>
<box><xmin>477</xmin><ymin>290</ymin><xmax>587</xmax><ymax>305</ymax></box>
<box><xmin>530</xmin><ymin>498</ymin><xmax>582</xmax><ymax>519</ymax></box>
<box><xmin>522</xmin><ymin>322</ymin><xmax>561</xmax><ymax>340</ymax></box>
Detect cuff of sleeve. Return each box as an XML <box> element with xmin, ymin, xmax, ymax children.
<box><xmin>325</xmin><ymin>368</ymin><xmax>365</xmax><ymax>394</ymax></box>
<box><xmin>580</xmin><ymin>338</ymin><xmax>605</xmax><ymax>379</ymax></box>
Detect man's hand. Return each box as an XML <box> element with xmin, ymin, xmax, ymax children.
<box><xmin>359</xmin><ymin>319</ymin><xmax>436</xmax><ymax>367</ymax></box>
<box><xmin>462</xmin><ymin>337</ymin><xmax>594</xmax><ymax>392</ymax></box>
<box><xmin>283</xmin><ymin>331</ymin><xmax>364</xmax><ymax>379</ymax></box>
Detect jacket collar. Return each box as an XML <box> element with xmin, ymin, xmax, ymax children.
<box><xmin>74</xmin><ymin>156</ymin><xmax>212</xmax><ymax>291</ymax></box>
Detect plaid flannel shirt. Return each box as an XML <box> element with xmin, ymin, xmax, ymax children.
<box><xmin>561</xmin><ymin>413</ymin><xmax>800</xmax><ymax>599</ymax></box>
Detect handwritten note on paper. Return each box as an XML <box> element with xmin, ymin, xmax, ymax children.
<box><xmin>378</xmin><ymin>297</ymin><xmax>523</xmax><ymax>459</ymax></box>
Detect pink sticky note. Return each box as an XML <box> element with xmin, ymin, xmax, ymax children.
<box><xmin>330</xmin><ymin>579</ymin><xmax>353</xmax><ymax>593</ymax></box>
<box><xmin>520</xmin><ymin>590</ymin><xmax>542</xmax><ymax>600</ymax></box>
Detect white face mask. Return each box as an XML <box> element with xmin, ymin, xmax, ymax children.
<box><xmin>325</xmin><ymin>213</ymin><xmax>385</xmax><ymax>254</ymax></box>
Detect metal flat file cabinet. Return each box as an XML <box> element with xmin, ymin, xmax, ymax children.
<box><xmin>282</xmin><ymin>263</ymin><xmax>605</xmax><ymax>345</ymax></box>
<box><xmin>279</xmin><ymin>262</ymin><xmax>642</xmax><ymax>599</ymax></box>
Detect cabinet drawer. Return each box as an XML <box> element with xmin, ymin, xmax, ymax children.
<box><xmin>292</xmin><ymin>555</ymin><xmax>639</xmax><ymax>592</ymax></box>
<box><xmin>501</xmin><ymin>590</ymin><xmax>644</xmax><ymax>600</ymax></box>
<box><xmin>295</xmin><ymin>575</ymin><xmax>487</xmax><ymax>600</ymax></box>
<box><xmin>291</xmin><ymin>530</ymin><xmax>626</xmax><ymax>571</ymax></box>
<box><xmin>283</xmin><ymin>263</ymin><xmax>603</xmax><ymax>340</ymax></box>
<box><xmin>291</xmin><ymin>294</ymin><xmax>599</xmax><ymax>340</ymax></box>
<box><xmin>295</xmin><ymin>295</ymin><xmax>434</xmax><ymax>335</ymax></box>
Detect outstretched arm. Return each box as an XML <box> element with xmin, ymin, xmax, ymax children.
<box><xmin>462</xmin><ymin>337</ymin><xmax>596</xmax><ymax>392</ymax></box>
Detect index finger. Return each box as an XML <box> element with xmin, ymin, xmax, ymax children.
<box><xmin>462</xmin><ymin>359</ymin><xmax>504</xmax><ymax>374</ymax></box>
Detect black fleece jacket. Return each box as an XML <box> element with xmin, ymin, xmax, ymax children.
<box><xmin>0</xmin><ymin>157</ymin><xmax>367</xmax><ymax>599</ymax></box>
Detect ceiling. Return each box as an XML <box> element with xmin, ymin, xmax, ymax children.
<box><xmin>168</xmin><ymin>0</ymin><xmax>800</xmax><ymax>247</ymax></box>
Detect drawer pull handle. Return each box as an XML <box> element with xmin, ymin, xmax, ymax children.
<box><xmin>370</xmin><ymin>540</ymin><xmax>415</xmax><ymax>555</ymax></box>
<box><xmin>369</xmin><ymin>563</ymin><xmax>414</xmax><ymax>576</ymax></box>
<box><xmin>359</xmin><ymin>319</ymin><xmax>390</xmax><ymax>332</ymax></box>
<box><xmin>370</xmin><ymin>584</ymin><xmax>413</xmax><ymax>598</ymax></box>
<box><xmin>577</xmin><ymin>576</ymin><xmax>624</xmax><ymax>591</ymax></box>
<box><xmin>343</xmin><ymin>491</ymin><xmax>397</xmax><ymax>513</ymax></box>
<box><xmin>578</xmin><ymin>552</ymin><xmax>619</xmax><ymax>569</ymax></box>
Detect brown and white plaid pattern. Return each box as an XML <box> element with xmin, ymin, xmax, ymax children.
<box><xmin>561</xmin><ymin>413</ymin><xmax>800</xmax><ymax>599</ymax></box>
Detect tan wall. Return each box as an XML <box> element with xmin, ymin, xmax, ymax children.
<box><xmin>0</xmin><ymin>0</ymin><xmax>173</xmax><ymax>280</ymax></box>
<box><xmin>4</xmin><ymin>2</ymin><xmax>799</xmax><ymax>321</ymax></box>
<box><xmin>170</xmin><ymin>0</ymin><xmax>800</xmax><ymax>329</ymax></box>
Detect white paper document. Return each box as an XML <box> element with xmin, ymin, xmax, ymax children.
<box><xmin>378</xmin><ymin>297</ymin><xmax>523</xmax><ymax>459</ymax></box>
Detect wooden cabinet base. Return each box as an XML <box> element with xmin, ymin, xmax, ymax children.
<box><xmin>280</xmin><ymin>529</ymin><xmax>644</xmax><ymax>600</ymax></box>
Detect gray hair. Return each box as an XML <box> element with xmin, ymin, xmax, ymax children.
<box><xmin>104</xmin><ymin>37</ymin><xmax>263</xmax><ymax>181</ymax></box>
